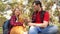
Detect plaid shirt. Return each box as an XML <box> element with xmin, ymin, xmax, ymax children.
<box><xmin>10</xmin><ymin>15</ymin><xmax>23</xmax><ymax>26</ymax></box>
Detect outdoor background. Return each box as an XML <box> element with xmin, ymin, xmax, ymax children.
<box><xmin>0</xmin><ymin>0</ymin><xmax>60</xmax><ymax>34</ymax></box>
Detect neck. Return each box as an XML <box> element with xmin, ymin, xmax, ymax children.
<box><xmin>38</xmin><ymin>7</ymin><xmax>42</xmax><ymax>12</ymax></box>
<box><xmin>15</xmin><ymin>15</ymin><xmax>19</xmax><ymax>18</ymax></box>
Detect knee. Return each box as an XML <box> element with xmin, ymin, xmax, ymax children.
<box><xmin>29</xmin><ymin>26</ymin><xmax>38</xmax><ymax>34</ymax></box>
<box><xmin>52</xmin><ymin>25</ymin><xmax>58</xmax><ymax>32</ymax></box>
<box><xmin>29</xmin><ymin>26</ymin><xmax>38</xmax><ymax>32</ymax></box>
<box><xmin>48</xmin><ymin>25</ymin><xmax>58</xmax><ymax>34</ymax></box>
<box><xmin>42</xmin><ymin>25</ymin><xmax>58</xmax><ymax>34</ymax></box>
<box><xmin>29</xmin><ymin>26</ymin><xmax>37</xmax><ymax>31</ymax></box>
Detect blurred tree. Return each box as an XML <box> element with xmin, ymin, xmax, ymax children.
<box><xmin>53</xmin><ymin>8</ymin><xmax>59</xmax><ymax>16</ymax></box>
<box><xmin>0</xmin><ymin>16</ymin><xmax>6</xmax><ymax>27</ymax></box>
<box><xmin>0</xmin><ymin>1</ymin><xmax>6</xmax><ymax>12</ymax></box>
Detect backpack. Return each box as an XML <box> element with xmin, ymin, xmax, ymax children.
<box><xmin>3</xmin><ymin>20</ymin><xmax>10</xmax><ymax>30</ymax></box>
<box><xmin>3</xmin><ymin>20</ymin><xmax>10</xmax><ymax>34</ymax></box>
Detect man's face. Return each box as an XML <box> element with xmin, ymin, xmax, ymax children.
<box><xmin>33</xmin><ymin>3</ymin><xmax>39</xmax><ymax>12</ymax></box>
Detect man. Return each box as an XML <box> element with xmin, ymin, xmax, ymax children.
<box><xmin>28</xmin><ymin>1</ymin><xmax>58</xmax><ymax>34</ymax></box>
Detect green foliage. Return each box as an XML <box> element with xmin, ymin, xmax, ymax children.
<box><xmin>53</xmin><ymin>10</ymin><xmax>59</xmax><ymax>16</ymax></box>
<box><xmin>9</xmin><ymin>2</ymin><xmax>18</xmax><ymax>8</ymax></box>
<box><xmin>0</xmin><ymin>1</ymin><xmax>6</xmax><ymax>12</ymax></box>
<box><xmin>0</xmin><ymin>17</ymin><xmax>6</xmax><ymax>27</ymax></box>
<box><xmin>45</xmin><ymin>1</ymin><xmax>54</xmax><ymax>10</ymax></box>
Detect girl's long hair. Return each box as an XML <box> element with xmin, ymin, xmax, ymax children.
<box><xmin>11</xmin><ymin>7</ymin><xmax>21</xmax><ymax>16</ymax></box>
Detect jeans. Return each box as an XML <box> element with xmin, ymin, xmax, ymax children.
<box><xmin>28</xmin><ymin>25</ymin><xmax>58</xmax><ymax>34</ymax></box>
<box><xmin>3</xmin><ymin>20</ymin><xmax>10</xmax><ymax>34</ymax></box>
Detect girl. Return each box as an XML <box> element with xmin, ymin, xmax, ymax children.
<box><xmin>10</xmin><ymin>7</ymin><xmax>25</xmax><ymax>34</ymax></box>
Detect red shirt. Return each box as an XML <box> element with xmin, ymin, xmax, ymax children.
<box><xmin>35</xmin><ymin>11</ymin><xmax>49</xmax><ymax>24</ymax></box>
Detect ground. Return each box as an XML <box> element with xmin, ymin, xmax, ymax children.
<box><xmin>0</xmin><ymin>24</ymin><xmax>60</xmax><ymax>34</ymax></box>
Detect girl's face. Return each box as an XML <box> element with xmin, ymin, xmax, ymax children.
<box><xmin>14</xmin><ymin>8</ymin><xmax>20</xmax><ymax>16</ymax></box>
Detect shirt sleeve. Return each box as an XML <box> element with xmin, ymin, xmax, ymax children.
<box><xmin>44</xmin><ymin>11</ymin><xmax>50</xmax><ymax>22</ymax></box>
<box><xmin>10</xmin><ymin>15</ymin><xmax>23</xmax><ymax>26</ymax></box>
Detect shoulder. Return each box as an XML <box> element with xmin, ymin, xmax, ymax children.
<box><xmin>44</xmin><ymin>11</ymin><xmax>49</xmax><ymax>16</ymax></box>
<box><xmin>45</xmin><ymin>11</ymin><xmax>49</xmax><ymax>15</ymax></box>
<box><xmin>11</xmin><ymin>15</ymin><xmax>16</xmax><ymax>18</ymax></box>
<box><xmin>40</xmin><ymin>10</ymin><xmax>49</xmax><ymax>15</ymax></box>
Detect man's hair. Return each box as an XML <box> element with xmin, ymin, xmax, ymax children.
<box><xmin>33</xmin><ymin>1</ymin><xmax>42</xmax><ymax>7</ymax></box>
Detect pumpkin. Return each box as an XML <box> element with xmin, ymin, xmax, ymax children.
<box><xmin>10</xmin><ymin>26</ymin><xmax>24</xmax><ymax>34</ymax></box>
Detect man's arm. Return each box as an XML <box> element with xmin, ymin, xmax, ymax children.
<box><xmin>28</xmin><ymin>21</ymin><xmax>48</xmax><ymax>28</ymax></box>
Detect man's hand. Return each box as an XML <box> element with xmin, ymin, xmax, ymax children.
<box><xmin>28</xmin><ymin>23</ymin><xmax>34</xmax><ymax>26</ymax></box>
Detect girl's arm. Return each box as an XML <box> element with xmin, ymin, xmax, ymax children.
<box><xmin>10</xmin><ymin>15</ymin><xmax>23</xmax><ymax>26</ymax></box>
